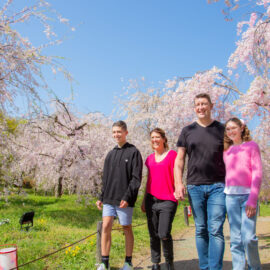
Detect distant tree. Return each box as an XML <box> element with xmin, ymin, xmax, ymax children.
<box><xmin>10</xmin><ymin>100</ymin><xmax>112</xmax><ymax>197</ymax></box>
<box><xmin>0</xmin><ymin>0</ymin><xmax>73</xmax><ymax>114</ymax></box>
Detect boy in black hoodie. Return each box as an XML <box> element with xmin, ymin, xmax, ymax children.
<box><xmin>96</xmin><ymin>120</ymin><xmax>143</xmax><ymax>270</ymax></box>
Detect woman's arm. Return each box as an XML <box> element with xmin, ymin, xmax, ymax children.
<box><xmin>141</xmin><ymin>173</ymin><xmax>148</xmax><ymax>213</ymax></box>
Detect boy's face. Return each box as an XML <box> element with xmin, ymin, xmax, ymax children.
<box><xmin>112</xmin><ymin>126</ymin><xmax>128</xmax><ymax>145</ymax></box>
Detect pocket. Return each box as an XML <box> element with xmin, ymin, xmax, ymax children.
<box><xmin>187</xmin><ymin>184</ymin><xmax>196</xmax><ymax>191</ymax></box>
<box><xmin>213</xmin><ymin>182</ymin><xmax>225</xmax><ymax>188</ymax></box>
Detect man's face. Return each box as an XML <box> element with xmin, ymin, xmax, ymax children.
<box><xmin>112</xmin><ymin>126</ymin><xmax>128</xmax><ymax>145</ymax></box>
<box><xmin>194</xmin><ymin>97</ymin><xmax>213</xmax><ymax>120</ymax></box>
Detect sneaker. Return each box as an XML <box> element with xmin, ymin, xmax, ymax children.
<box><xmin>121</xmin><ymin>262</ymin><xmax>133</xmax><ymax>270</ymax></box>
<box><xmin>96</xmin><ymin>263</ymin><xmax>110</xmax><ymax>270</ymax></box>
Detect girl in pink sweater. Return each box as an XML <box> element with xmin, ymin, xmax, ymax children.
<box><xmin>223</xmin><ymin>117</ymin><xmax>262</xmax><ymax>270</ymax></box>
<box><xmin>141</xmin><ymin>128</ymin><xmax>177</xmax><ymax>270</ymax></box>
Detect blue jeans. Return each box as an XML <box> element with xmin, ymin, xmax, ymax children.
<box><xmin>226</xmin><ymin>194</ymin><xmax>261</xmax><ymax>270</ymax></box>
<box><xmin>187</xmin><ymin>183</ymin><xmax>226</xmax><ymax>270</ymax></box>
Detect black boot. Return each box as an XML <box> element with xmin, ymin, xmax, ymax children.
<box><xmin>152</xmin><ymin>263</ymin><xmax>161</xmax><ymax>270</ymax></box>
<box><xmin>165</xmin><ymin>261</ymin><xmax>175</xmax><ymax>270</ymax></box>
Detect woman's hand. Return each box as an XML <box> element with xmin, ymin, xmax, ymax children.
<box><xmin>141</xmin><ymin>200</ymin><xmax>146</xmax><ymax>213</ymax></box>
<box><xmin>245</xmin><ymin>205</ymin><xmax>256</xmax><ymax>218</ymax></box>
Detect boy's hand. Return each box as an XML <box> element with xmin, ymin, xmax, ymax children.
<box><xmin>119</xmin><ymin>200</ymin><xmax>128</xmax><ymax>208</ymax></box>
<box><xmin>96</xmin><ymin>200</ymin><xmax>103</xmax><ymax>210</ymax></box>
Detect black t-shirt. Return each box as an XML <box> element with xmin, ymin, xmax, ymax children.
<box><xmin>176</xmin><ymin>120</ymin><xmax>225</xmax><ymax>185</ymax></box>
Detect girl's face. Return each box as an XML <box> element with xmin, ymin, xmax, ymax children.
<box><xmin>225</xmin><ymin>121</ymin><xmax>243</xmax><ymax>144</ymax></box>
<box><xmin>150</xmin><ymin>132</ymin><xmax>165</xmax><ymax>151</ymax></box>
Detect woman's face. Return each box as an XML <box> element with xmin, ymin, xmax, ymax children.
<box><xmin>225</xmin><ymin>121</ymin><xmax>243</xmax><ymax>144</ymax></box>
<box><xmin>150</xmin><ymin>132</ymin><xmax>165</xmax><ymax>151</ymax></box>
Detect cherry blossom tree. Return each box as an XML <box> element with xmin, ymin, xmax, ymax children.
<box><xmin>9</xmin><ymin>100</ymin><xmax>113</xmax><ymax>197</ymax></box>
<box><xmin>2</xmin><ymin>0</ymin><xmax>269</xmax><ymax>201</ymax></box>
<box><xmin>0</xmin><ymin>0</ymin><xmax>73</xmax><ymax>114</ymax></box>
<box><xmin>117</xmin><ymin>0</ymin><xmax>270</xmax><ymax>196</ymax></box>
<box><xmin>117</xmin><ymin>68</ymin><xmax>237</xmax><ymax>160</ymax></box>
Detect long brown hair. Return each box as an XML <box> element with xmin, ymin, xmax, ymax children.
<box><xmin>150</xmin><ymin>128</ymin><xmax>169</xmax><ymax>151</ymax></box>
<box><xmin>224</xmin><ymin>117</ymin><xmax>252</xmax><ymax>151</ymax></box>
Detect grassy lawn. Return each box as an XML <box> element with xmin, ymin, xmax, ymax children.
<box><xmin>0</xmin><ymin>193</ymin><xmax>191</xmax><ymax>270</ymax></box>
<box><xmin>1</xmin><ymin>193</ymin><xmax>269</xmax><ymax>269</ymax></box>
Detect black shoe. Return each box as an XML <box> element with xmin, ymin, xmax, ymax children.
<box><xmin>165</xmin><ymin>261</ymin><xmax>175</xmax><ymax>270</ymax></box>
<box><xmin>151</xmin><ymin>263</ymin><xmax>160</xmax><ymax>270</ymax></box>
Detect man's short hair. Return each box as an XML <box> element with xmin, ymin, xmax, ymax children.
<box><xmin>194</xmin><ymin>93</ymin><xmax>212</xmax><ymax>104</ymax></box>
<box><xmin>112</xmin><ymin>120</ymin><xmax>127</xmax><ymax>131</ymax></box>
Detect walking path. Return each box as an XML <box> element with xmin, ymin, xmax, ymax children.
<box><xmin>133</xmin><ymin>216</ymin><xmax>270</xmax><ymax>270</ymax></box>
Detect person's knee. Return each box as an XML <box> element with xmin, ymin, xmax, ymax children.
<box><xmin>102</xmin><ymin>219</ymin><xmax>113</xmax><ymax>233</ymax></box>
<box><xmin>242</xmin><ymin>234</ymin><xmax>257</xmax><ymax>247</ymax></box>
<box><xmin>122</xmin><ymin>224</ymin><xmax>132</xmax><ymax>233</ymax></box>
<box><xmin>159</xmin><ymin>231</ymin><xmax>171</xmax><ymax>240</ymax></box>
<box><xmin>208</xmin><ymin>222</ymin><xmax>224</xmax><ymax>237</ymax></box>
<box><xmin>195</xmin><ymin>223</ymin><xmax>208</xmax><ymax>236</ymax></box>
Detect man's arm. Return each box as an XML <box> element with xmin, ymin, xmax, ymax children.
<box><xmin>174</xmin><ymin>147</ymin><xmax>186</xmax><ymax>201</ymax></box>
<box><xmin>140</xmin><ymin>173</ymin><xmax>149</xmax><ymax>213</ymax></box>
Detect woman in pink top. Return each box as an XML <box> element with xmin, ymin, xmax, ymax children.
<box><xmin>141</xmin><ymin>128</ymin><xmax>177</xmax><ymax>270</ymax></box>
<box><xmin>223</xmin><ymin>117</ymin><xmax>262</xmax><ymax>270</ymax></box>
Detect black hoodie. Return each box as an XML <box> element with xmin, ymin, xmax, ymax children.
<box><xmin>99</xmin><ymin>142</ymin><xmax>143</xmax><ymax>207</ymax></box>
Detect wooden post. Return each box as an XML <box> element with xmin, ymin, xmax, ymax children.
<box><xmin>257</xmin><ymin>203</ymin><xmax>260</xmax><ymax>216</ymax></box>
<box><xmin>184</xmin><ymin>206</ymin><xmax>189</xmax><ymax>226</ymax></box>
<box><xmin>96</xmin><ymin>221</ymin><xmax>102</xmax><ymax>263</ymax></box>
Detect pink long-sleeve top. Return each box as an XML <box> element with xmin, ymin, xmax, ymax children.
<box><xmin>223</xmin><ymin>140</ymin><xmax>263</xmax><ymax>208</ymax></box>
<box><xmin>145</xmin><ymin>150</ymin><xmax>177</xmax><ymax>202</ymax></box>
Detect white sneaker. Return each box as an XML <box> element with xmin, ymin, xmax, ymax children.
<box><xmin>96</xmin><ymin>263</ymin><xmax>110</xmax><ymax>270</ymax></box>
<box><xmin>121</xmin><ymin>262</ymin><xmax>133</xmax><ymax>270</ymax></box>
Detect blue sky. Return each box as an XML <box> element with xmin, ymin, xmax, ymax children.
<box><xmin>13</xmin><ymin>0</ymin><xmax>246</xmax><ymax>116</ymax></box>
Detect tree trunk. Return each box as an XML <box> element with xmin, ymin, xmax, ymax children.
<box><xmin>55</xmin><ymin>176</ymin><xmax>63</xmax><ymax>198</ymax></box>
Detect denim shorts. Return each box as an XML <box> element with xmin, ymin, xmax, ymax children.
<box><xmin>102</xmin><ymin>204</ymin><xmax>134</xmax><ymax>226</ymax></box>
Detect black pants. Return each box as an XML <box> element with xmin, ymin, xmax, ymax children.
<box><xmin>145</xmin><ymin>193</ymin><xmax>177</xmax><ymax>263</ymax></box>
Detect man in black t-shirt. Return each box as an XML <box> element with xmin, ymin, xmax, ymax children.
<box><xmin>174</xmin><ymin>93</ymin><xmax>226</xmax><ymax>270</ymax></box>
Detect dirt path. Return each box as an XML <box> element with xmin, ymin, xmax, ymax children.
<box><xmin>133</xmin><ymin>217</ymin><xmax>270</xmax><ymax>270</ymax></box>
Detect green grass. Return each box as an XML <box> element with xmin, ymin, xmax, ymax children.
<box><xmin>2</xmin><ymin>193</ymin><xmax>267</xmax><ymax>270</ymax></box>
<box><xmin>0</xmin><ymin>193</ymin><xmax>191</xmax><ymax>270</ymax></box>
<box><xmin>260</xmin><ymin>202</ymin><xmax>270</xmax><ymax>217</ymax></box>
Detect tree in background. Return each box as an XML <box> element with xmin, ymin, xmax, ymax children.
<box><xmin>9</xmin><ymin>100</ymin><xmax>113</xmax><ymax>197</ymax></box>
<box><xmin>1</xmin><ymin>0</ymin><xmax>269</xmax><ymax>201</ymax></box>
<box><xmin>117</xmin><ymin>0</ymin><xmax>270</xmax><ymax>199</ymax></box>
<box><xmin>0</xmin><ymin>0</ymin><xmax>73</xmax><ymax>114</ymax></box>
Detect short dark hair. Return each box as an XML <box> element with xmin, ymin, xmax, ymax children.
<box><xmin>194</xmin><ymin>93</ymin><xmax>212</xmax><ymax>104</ymax></box>
<box><xmin>112</xmin><ymin>120</ymin><xmax>127</xmax><ymax>131</ymax></box>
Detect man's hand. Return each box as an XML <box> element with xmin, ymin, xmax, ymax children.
<box><xmin>119</xmin><ymin>200</ymin><xmax>129</xmax><ymax>208</ymax></box>
<box><xmin>174</xmin><ymin>184</ymin><xmax>185</xmax><ymax>201</ymax></box>
<box><xmin>174</xmin><ymin>147</ymin><xmax>186</xmax><ymax>201</ymax></box>
<box><xmin>246</xmin><ymin>205</ymin><xmax>256</xmax><ymax>218</ymax></box>
<box><xmin>96</xmin><ymin>200</ymin><xmax>103</xmax><ymax>210</ymax></box>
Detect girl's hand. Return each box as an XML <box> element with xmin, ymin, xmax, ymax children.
<box><xmin>245</xmin><ymin>205</ymin><xmax>256</xmax><ymax>218</ymax></box>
